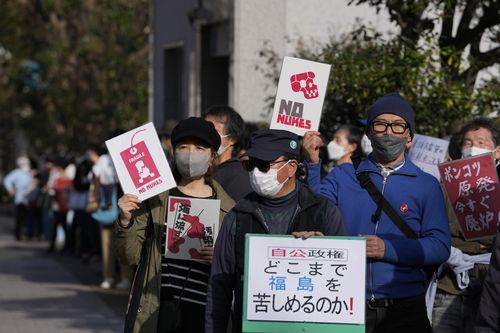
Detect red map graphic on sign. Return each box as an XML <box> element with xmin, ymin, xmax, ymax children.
<box><xmin>290</xmin><ymin>71</ymin><xmax>319</xmax><ymax>99</ymax></box>
<box><xmin>167</xmin><ymin>227</ymin><xmax>185</xmax><ymax>253</ymax></box>
<box><xmin>167</xmin><ymin>213</ymin><xmax>205</xmax><ymax>258</ymax></box>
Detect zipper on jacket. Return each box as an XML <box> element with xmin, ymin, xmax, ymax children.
<box><xmin>286</xmin><ymin>205</ymin><xmax>302</xmax><ymax>234</ymax></box>
<box><xmin>369</xmin><ymin>172</ymin><xmax>388</xmax><ymax>302</ymax></box>
<box><xmin>255</xmin><ymin>208</ymin><xmax>270</xmax><ymax>233</ymax></box>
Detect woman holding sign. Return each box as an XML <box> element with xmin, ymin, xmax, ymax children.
<box><xmin>115</xmin><ymin>117</ymin><xmax>235</xmax><ymax>333</ymax></box>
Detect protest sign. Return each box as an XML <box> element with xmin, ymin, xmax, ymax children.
<box><xmin>438</xmin><ymin>153</ymin><xmax>500</xmax><ymax>240</ymax></box>
<box><xmin>269</xmin><ymin>56</ymin><xmax>331</xmax><ymax>136</ymax></box>
<box><xmin>165</xmin><ymin>196</ymin><xmax>220</xmax><ymax>261</ymax></box>
<box><xmin>409</xmin><ymin>134</ymin><xmax>450</xmax><ymax>180</ymax></box>
<box><xmin>105</xmin><ymin>122</ymin><xmax>176</xmax><ymax>201</ymax></box>
<box><xmin>243</xmin><ymin>234</ymin><xmax>366</xmax><ymax>333</ymax></box>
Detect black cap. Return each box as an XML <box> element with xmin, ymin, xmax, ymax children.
<box><xmin>243</xmin><ymin>129</ymin><xmax>300</xmax><ymax>162</ymax></box>
<box><xmin>171</xmin><ymin>117</ymin><xmax>221</xmax><ymax>150</ymax></box>
<box><xmin>366</xmin><ymin>93</ymin><xmax>416</xmax><ymax>138</ymax></box>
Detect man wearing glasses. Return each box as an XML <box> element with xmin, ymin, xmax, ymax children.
<box><xmin>205</xmin><ymin>129</ymin><xmax>346</xmax><ymax>333</ymax></box>
<box><xmin>302</xmin><ymin>93</ymin><xmax>451</xmax><ymax>333</ymax></box>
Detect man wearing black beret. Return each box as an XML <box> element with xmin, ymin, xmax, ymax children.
<box><xmin>205</xmin><ymin>128</ymin><xmax>346</xmax><ymax>333</ymax></box>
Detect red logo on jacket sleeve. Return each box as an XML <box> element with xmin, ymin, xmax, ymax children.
<box><xmin>400</xmin><ymin>203</ymin><xmax>409</xmax><ymax>213</ymax></box>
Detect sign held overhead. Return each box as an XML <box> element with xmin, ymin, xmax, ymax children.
<box><xmin>270</xmin><ymin>56</ymin><xmax>331</xmax><ymax>136</ymax></box>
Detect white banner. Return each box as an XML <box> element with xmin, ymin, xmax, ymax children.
<box><xmin>409</xmin><ymin>133</ymin><xmax>450</xmax><ymax>180</ymax></box>
<box><xmin>245</xmin><ymin>235</ymin><xmax>366</xmax><ymax>325</ymax></box>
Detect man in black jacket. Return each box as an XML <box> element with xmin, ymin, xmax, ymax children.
<box><xmin>475</xmin><ymin>225</ymin><xmax>500</xmax><ymax>333</ymax></box>
<box><xmin>203</xmin><ymin>105</ymin><xmax>253</xmax><ymax>202</ymax></box>
<box><xmin>205</xmin><ymin>129</ymin><xmax>346</xmax><ymax>333</ymax></box>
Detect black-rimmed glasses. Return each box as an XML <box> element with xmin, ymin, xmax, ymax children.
<box><xmin>371</xmin><ymin>121</ymin><xmax>409</xmax><ymax>135</ymax></box>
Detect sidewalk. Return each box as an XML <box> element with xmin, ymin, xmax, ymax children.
<box><xmin>0</xmin><ymin>213</ymin><xmax>128</xmax><ymax>333</ymax></box>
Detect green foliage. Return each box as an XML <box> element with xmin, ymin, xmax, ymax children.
<box><xmin>259</xmin><ymin>27</ymin><xmax>499</xmax><ymax>138</ymax></box>
<box><xmin>0</xmin><ymin>0</ymin><xmax>149</xmax><ymax>167</ymax></box>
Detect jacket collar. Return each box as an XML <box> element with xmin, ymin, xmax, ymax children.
<box><xmin>356</xmin><ymin>154</ymin><xmax>419</xmax><ymax>177</ymax></box>
<box><xmin>212</xmin><ymin>180</ymin><xmax>235</xmax><ymax>213</ymax></box>
<box><xmin>233</xmin><ymin>182</ymin><xmax>321</xmax><ymax>215</ymax></box>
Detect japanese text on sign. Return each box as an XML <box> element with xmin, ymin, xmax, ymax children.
<box><xmin>245</xmin><ymin>235</ymin><xmax>365</xmax><ymax>325</ymax></box>
<box><xmin>408</xmin><ymin>134</ymin><xmax>449</xmax><ymax>180</ymax></box>
<box><xmin>165</xmin><ymin>196</ymin><xmax>220</xmax><ymax>260</ymax></box>
<box><xmin>438</xmin><ymin>153</ymin><xmax>500</xmax><ymax>240</ymax></box>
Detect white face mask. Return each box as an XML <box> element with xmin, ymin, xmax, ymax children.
<box><xmin>361</xmin><ymin>134</ymin><xmax>373</xmax><ymax>155</ymax></box>
<box><xmin>327</xmin><ymin>141</ymin><xmax>345</xmax><ymax>161</ymax></box>
<box><xmin>461</xmin><ymin>146</ymin><xmax>493</xmax><ymax>158</ymax></box>
<box><xmin>249</xmin><ymin>160</ymin><xmax>290</xmax><ymax>198</ymax></box>
<box><xmin>217</xmin><ymin>134</ymin><xmax>230</xmax><ymax>155</ymax></box>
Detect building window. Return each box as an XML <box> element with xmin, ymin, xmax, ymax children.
<box><xmin>164</xmin><ymin>46</ymin><xmax>183</xmax><ymax>120</ymax></box>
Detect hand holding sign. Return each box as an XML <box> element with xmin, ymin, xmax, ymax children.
<box><xmin>117</xmin><ymin>194</ymin><xmax>141</xmax><ymax>227</ymax></box>
<box><xmin>292</xmin><ymin>230</ymin><xmax>324</xmax><ymax>239</ymax></box>
<box><xmin>364</xmin><ymin>235</ymin><xmax>385</xmax><ymax>259</ymax></box>
<box><xmin>302</xmin><ymin>130</ymin><xmax>323</xmax><ymax>164</ymax></box>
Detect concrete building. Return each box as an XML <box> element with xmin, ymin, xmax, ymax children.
<box><xmin>150</xmin><ymin>0</ymin><xmax>395</xmax><ymax>130</ymax></box>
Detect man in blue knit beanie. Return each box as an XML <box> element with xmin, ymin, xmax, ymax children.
<box><xmin>302</xmin><ymin>93</ymin><xmax>451</xmax><ymax>333</ymax></box>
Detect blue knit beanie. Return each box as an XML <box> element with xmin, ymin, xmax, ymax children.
<box><xmin>366</xmin><ymin>93</ymin><xmax>415</xmax><ymax>138</ymax></box>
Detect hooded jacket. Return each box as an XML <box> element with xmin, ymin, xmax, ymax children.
<box><xmin>306</xmin><ymin>155</ymin><xmax>451</xmax><ymax>300</ymax></box>
<box><xmin>114</xmin><ymin>181</ymin><xmax>234</xmax><ymax>333</ymax></box>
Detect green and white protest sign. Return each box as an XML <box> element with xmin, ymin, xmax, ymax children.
<box><xmin>243</xmin><ymin>234</ymin><xmax>366</xmax><ymax>333</ymax></box>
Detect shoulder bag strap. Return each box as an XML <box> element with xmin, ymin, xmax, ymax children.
<box><xmin>124</xmin><ymin>200</ymin><xmax>154</xmax><ymax>333</ymax></box>
<box><xmin>356</xmin><ymin>171</ymin><xmax>418</xmax><ymax>239</ymax></box>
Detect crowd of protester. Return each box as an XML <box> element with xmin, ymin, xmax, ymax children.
<box><xmin>1</xmin><ymin>144</ymin><xmax>132</xmax><ymax>289</ymax></box>
<box><xmin>2</xmin><ymin>98</ymin><xmax>499</xmax><ymax>333</ymax></box>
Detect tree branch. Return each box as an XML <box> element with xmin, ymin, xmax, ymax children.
<box><xmin>460</xmin><ymin>45</ymin><xmax>500</xmax><ymax>88</ymax></box>
<box><xmin>440</xmin><ymin>0</ymin><xmax>457</xmax><ymax>47</ymax></box>
<box><xmin>455</xmin><ymin>1</ymin><xmax>500</xmax><ymax>49</ymax></box>
<box><xmin>456</xmin><ymin>0</ymin><xmax>481</xmax><ymax>37</ymax></box>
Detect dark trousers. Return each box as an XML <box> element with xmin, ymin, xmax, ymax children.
<box><xmin>14</xmin><ymin>204</ymin><xmax>27</xmax><ymax>240</ymax></box>
<box><xmin>80</xmin><ymin>211</ymin><xmax>101</xmax><ymax>258</ymax></box>
<box><xmin>49</xmin><ymin>211</ymin><xmax>67</xmax><ymax>252</ymax></box>
<box><xmin>157</xmin><ymin>299</ymin><xmax>205</xmax><ymax>333</ymax></box>
<box><xmin>365</xmin><ymin>294</ymin><xmax>431</xmax><ymax>333</ymax></box>
<box><xmin>26</xmin><ymin>206</ymin><xmax>42</xmax><ymax>239</ymax></box>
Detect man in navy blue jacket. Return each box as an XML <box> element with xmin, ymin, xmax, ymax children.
<box><xmin>303</xmin><ymin>93</ymin><xmax>451</xmax><ymax>333</ymax></box>
<box><xmin>205</xmin><ymin>129</ymin><xmax>346</xmax><ymax>333</ymax></box>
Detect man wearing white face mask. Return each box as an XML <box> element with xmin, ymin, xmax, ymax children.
<box><xmin>203</xmin><ymin>105</ymin><xmax>252</xmax><ymax>202</ymax></box>
<box><xmin>432</xmin><ymin>117</ymin><xmax>500</xmax><ymax>333</ymax></box>
<box><xmin>205</xmin><ymin>129</ymin><xmax>346</xmax><ymax>333</ymax></box>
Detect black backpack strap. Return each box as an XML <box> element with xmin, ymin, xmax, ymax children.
<box><xmin>356</xmin><ymin>171</ymin><xmax>418</xmax><ymax>239</ymax></box>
